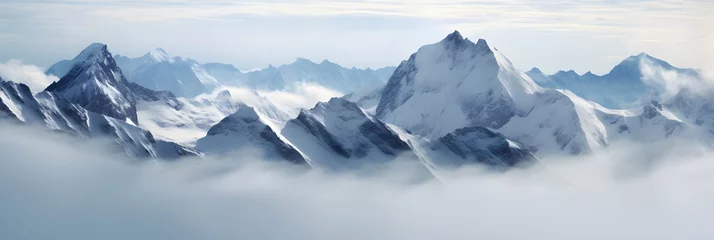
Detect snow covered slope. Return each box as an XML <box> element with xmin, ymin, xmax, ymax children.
<box><xmin>376</xmin><ymin>31</ymin><xmax>540</xmax><ymax>139</ymax></box>
<box><xmin>0</xmin><ymin>78</ymin><xmax>198</xmax><ymax>160</ymax></box>
<box><xmin>44</xmin><ymin>43</ymin><xmax>140</xmax><ymax>124</ymax></box>
<box><xmin>116</xmin><ymin>48</ymin><xmax>221</xmax><ymax>98</ymax></box>
<box><xmin>525</xmin><ymin>53</ymin><xmax>702</xmax><ymax>108</ymax></box>
<box><xmin>281</xmin><ymin>98</ymin><xmax>417</xmax><ymax>170</ymax></box>
<box><xmin>195</xmin><ymin>105</ymin><xmax>307</xmax><ymax>164</ymax></box>
<box><xmin>375</xmin><ymin>31</ymin><xmax>710</xmax><ymax>157</ymax></box>
<box><xmin>136</xmin><ymin>87</ymin><xmax>296</xmax><ymax>146</ymax></box>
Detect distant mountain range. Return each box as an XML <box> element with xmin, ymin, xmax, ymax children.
<box><xmin>525</xmin><ymin>53</ymin><xmax>702</xmax><ymax>108</ymax></box>
<box><xmin>47</xmin><ymin>47</ymin><xmax>396</xmax><ymax>98</ymax></box>
<box><xmin>3</xmin><ymin>30</ymin><xmax>712</xmax><ymax>175</ymax></box>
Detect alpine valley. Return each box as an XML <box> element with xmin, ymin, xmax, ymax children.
<box><xmin>3</xmin><ymin>30</ymin><xmax>711</xmax><ymax>175</ymax></box>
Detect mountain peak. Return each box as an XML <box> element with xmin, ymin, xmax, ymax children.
<box><xmin>554</xmin><ymin>70</ymin><xmax>579</xmax><ymax>78</ymax></box>
<box><xmin>528</xmin><ymin>67</ymin><xmax>543</xmax><ymax>74</ymax></box>
<box><xmin>608</xmin><ymin>52</ymin><xmax>675</xmax><ymax>78</ymax></box>
<box><xmin>294</xmin><ymin>57</ymin><xmax>314</xmax><ymax>64</ymax></box>
<box><xmin>146</xmin><ymin>48</ymin><xmax>172</xmax><ymax>62</ymax></box>
<box><xmin>44</xmin><ymin>43</ymin><xmax>138</xmax><ymax>123</ymax></box>
<box><xmin>475</xmin><ymin>38</ymin><xmax>490</xmax><ymax>48</ymax></box>
<box><xmin>73</xmin><ymin>43</ymin><xmax>108</xmax><ymax>62</ymax></box>
<box><xmin>444</xmin><ymin>30</ymin><xmax>464</xmax><ymax>42</ymax></box>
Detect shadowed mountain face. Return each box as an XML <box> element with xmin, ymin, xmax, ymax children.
<box><xmin>196</xmin><ymin>105</ymin><xmax>307</xmax><ymax>165</ymax></box>
<box><xmin>1</xmin><ymin>77</ymin><xmax>199</xmax><ymax>160</ymax></box>
<box><xmin>45</xmin><ymin>43</ymin><xmax>139</xmax><ymax>123</ymax></box>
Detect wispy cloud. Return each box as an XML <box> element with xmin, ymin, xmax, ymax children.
<box><xmin>0</xmin><ymin>60</ymin><xmax>58</xmax><ymax>92</ymax></box>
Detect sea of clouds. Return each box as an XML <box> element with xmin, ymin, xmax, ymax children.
<box><xmin>1</xmin><ymin>122</ymin><xmax>713</xmax><ymax>240</ymax></box>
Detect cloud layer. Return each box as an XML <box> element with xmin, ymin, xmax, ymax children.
<box><xmin>1</xmin><ymin>123</ymin><xmax>714</xmax><ymax>239</ymax></box>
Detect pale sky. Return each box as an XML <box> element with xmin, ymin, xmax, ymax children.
<box><xmin>0</xmin><ymin>0</ymin><xmax>712</xmax><ymax>74</ymax></box>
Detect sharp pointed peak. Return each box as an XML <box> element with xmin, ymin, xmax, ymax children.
<box><xmin>475</xmin><ymin>38</ymin><xmax>489</xmax><ymax>48</ymax></box>
<box><xmin>439</xmin><ymin>30</ymin><xmax>491</xmax><ymax>51</ymax></box>
<box><xmin>73</xmin><ymin>43</ymin><xmax>108</xmax><ymax>61</ymax></box>
<box><xmin>444</xmin><ymin>30</ymin><xmax>464</xmax><ymax>41</ymax></box>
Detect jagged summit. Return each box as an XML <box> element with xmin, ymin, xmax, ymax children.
<box><xmin>443</xmin><ymin>30</ymin><xmax>465</xmax><ymax>43</ymax></box>
<box><xmin>74</xmin><ymin>43</ymin><xmax>108</xmax><ymax>61</ymax></box>
<box><xmin>196</xmin><ymin>105</ymin><xmax>307</xmax><ymax>164</ymax></box>
<box><xmin>45</xmin><ymin>43</ymin><xmax>139</xmax><ymax>123</ymax></box>
<box><xmin>439</xmin><ymin>30</ymin><xmax>491</xmax><ymax>52</ymax></box>
<box><xmin>376</xmin><ymin>31</ymin><xmax>541</xmax><ymax>138</ymax></box>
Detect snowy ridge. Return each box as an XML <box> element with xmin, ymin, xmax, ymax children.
<box><xmin>44</xmin><ymin>43</ymin><xmax>139</xmax><ymax>124</ymax></box>
<box><xmin>376</xmin><ymin>31</ymin><xmax>541</xmax><ymax>139</ymax></box>
<box><xmin>0</xmin><ymin>78</ymin><xmax>199</xmax><ymax>160</ymax></box>
<box><xmin>426</xmin><ymin>126</ymin><xmax>537</xmax><ymax>168</ymax></box>
<box><xmin>525</xmin><ymin>53</ymin><xmax>702</xmax><ymax>108</ymax></box>
<box><xmin>195</xmin><ymin>105</ymin><xmax>307</xmax><ymax>164</ymax></box>
<box><xmin>281</xmin><ymin>98</ymin><xmax>417</xmax><ymax>170</ymax></box>
<box><xmin>375</xmin><ymin>31</ymin><xmax>711</xmax><ymax>156</ymax></box>
<box><xmin>137</xmin><ymin>87</ymin><xmax>296</xmax><ymax>146</ymax></box>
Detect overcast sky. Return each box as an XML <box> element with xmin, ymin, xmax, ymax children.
<box><xmin>0</xmin><ymin>0</ymin><xmax>711</xmax><ymax>74</ymax></box>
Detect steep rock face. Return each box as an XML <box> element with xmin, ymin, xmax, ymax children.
<box><xmin>425</xmin><ymin>126</ymin><xmax>537</xmax><ymax>168</ymax></box>
<box><xmin>281</xmin><ymin>98</ymin><xmax>414</xmax><ymax>169</ymax></box>
<box><xmin>44</xmin><ymin>43</ymin><xmax>139</xmax><ymax>124</ymax></box>
<box><xmin>0</xmin><ymin>78</ymin><xmax>198</xmax><ymax>160</ymax></box>
<box><xmin>0</xmin><ymin>77</ymin><xmax>45</xmax><ymax>122</ymax></box>
<box><xmin>195</xmin><ymin>106</ymin><xmax>306</xmax><ymax>164</ymax></box>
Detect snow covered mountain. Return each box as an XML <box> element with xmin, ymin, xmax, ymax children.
<box><xmin>114</xmin><ymin>48</ymin><xmax>221</xmax><ymax>98</ymax></box>
<box><xmin>374</xmin><ymin>31</ymin><xmax>711</xmax><ymax>157</ymax></box>
<box><xmin>195</xmin><ymin>105</ymin><xmax>307</xmax><ymax>164</ymax></box>
<box><xmin>0</xmin><ymin>77</ymin><xmax>198</xmax><ymax>160</ymax></box>
<box><xmin>209</xmin><ymin>58</ymin><xmax>396</xmax><ymax>93</ymax></box>
<box><xmin>525</xmin><ymin>53</ymin><xmax>702</xmax><ymax>108</ymax></box>
<box><xmin>377</xmin><ymin>31</ymin><xmax>540</xmax><ymax>139</ymax></box>
<box><xmin>44</xmin><ymin>43</ymin><xmax>140</xmax><ymax>124</ymax></box>
<box><xmin>136</xmin><ymin>87</ymin><xmax>296</xmax><ymax>146</ymax></box>
<box><xmin>280</xmin><ymin>98</ymin><xmax>418</xmax><ymax>170</ymax></box>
